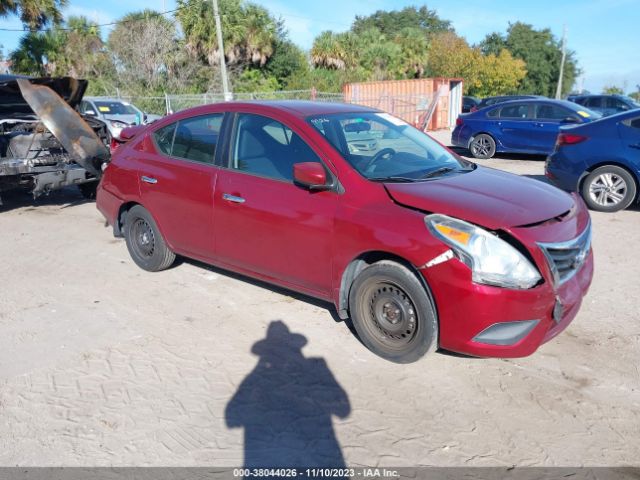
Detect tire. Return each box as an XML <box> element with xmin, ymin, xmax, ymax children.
<box><xmin>78</xmin><ymin>182</ymin><xmax>98</xmax><ymax>200</ymax></box>
<box><xmin>469</xmin><ymin>134</ymin><xmax>496</xmax><ymax>159</ymax></box>
<box><xmin>124</xmin><ymin>205</ymin><xmax>176</xmax><ymax>272</ymax></box>
<box><xmin>581</xmin><ymin>165</ymin><xmax>637</xmax><ymax>212</ymax></box>
<box><xmin>348</xmin><ymin>260</ymin><xmax>438</xmax><ymax>363</ymax></box>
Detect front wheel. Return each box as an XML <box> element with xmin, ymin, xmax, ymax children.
<box><xmin>124</xmin><ymin>205</ymin><xmax>176</xmax><ymax>271</ymax></box>
<box><xmin>469</xmin><ymin>134</ymin><xmax>496</xmax><ymax>159</ymax></box>
<box><xmin>348</xmin><ymin>261</ymin><xmax>438</xmax><ymax>363</ymax></box>
<box><xmin>581</xmin><ymin>165</ymin><xmax>637</xmax><ymax>212</ymax></box>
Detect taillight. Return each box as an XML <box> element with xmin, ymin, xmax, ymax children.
<box><xmin>456</xmin><ymin>117</ymin><xmax>464</xmax><ymax>126</ymax></box>
<box><xmin>556</xmin><ymin>133</ymin><xmax>587</xmax><ymax>146</ymax></box>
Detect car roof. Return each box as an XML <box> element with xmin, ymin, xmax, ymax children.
<box><xmin>231</xmin><ymin>100</ymin><xmax>378</xmax><ymax>117</ymax></box>
<box><xmin>487</xmin><ymin>98</ymin><xmax>581</xmax><ymax>108</ymax></box>
<box><xmin>175</xmin><ymin>100</ymin><xmax>380</xmax><ymax>119</ymax></box>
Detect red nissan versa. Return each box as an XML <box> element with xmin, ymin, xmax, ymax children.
<box><xmin>96</xmin><ymin>101</ymin><xmax>594</xmax><ymax>363</ymax></box>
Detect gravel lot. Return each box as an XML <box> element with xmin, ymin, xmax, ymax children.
<box><xmin>0</xmin><ymin>129</ymin><xmax>638</xmax><ymax>467</ymax></box>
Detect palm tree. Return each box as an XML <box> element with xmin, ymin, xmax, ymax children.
<box><xmin>176</xmin><ymin>0</ymin><xmax>277</xmax><ymax>68</ymax></box>
<box><xmin>311</xmin><ymin>31</ymin><xmax>353</xmax><ymax>70</ymax></box>
<box><xmin>0</xmin><ymin>0</ymin><xmax>67</xmax><ymax>29</ymax></box>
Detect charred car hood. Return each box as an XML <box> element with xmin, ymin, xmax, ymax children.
<box><xmin>15</xmin><ymin>78</ymin><xmax>109</xmax><ymax>176</ymax></box>
<box><xmin>0</xmin><ymin>76</ymin><xmax>88</xmax><ymax>115</ymax></box>
<box><xmin>385</xmin><ymin>166</ymin><xmax>574</xmax><ymax>229</ymax></box>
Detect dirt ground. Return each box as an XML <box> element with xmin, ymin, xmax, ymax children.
<box><xmin>0</xmin><ymin>129</ymin><xmax>638</xmax><ymax>467</ymax></box>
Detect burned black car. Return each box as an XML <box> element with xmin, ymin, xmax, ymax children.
<box><xmin>0</xmin><ymin>75</ymin><xmax>110</xmax><ymax>205</ymax></box>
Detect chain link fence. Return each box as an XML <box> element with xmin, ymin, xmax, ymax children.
<box><xmin>95</xmin><ymin>89</ymin><xmax>439</xmax><ymax>129</ymax></box>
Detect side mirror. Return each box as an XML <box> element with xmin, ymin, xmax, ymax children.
<box><xmin>85</xmin><ymin>109</ymin><xmax>96</xmax><ymax>116</ymax></box>
<box><xmin>293</xmin><ymin>162</ymin><xmax>329</xmax><ymax>190</ymax></box>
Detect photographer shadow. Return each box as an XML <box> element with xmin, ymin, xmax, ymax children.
<box><xmin>225</xmin><ymin>321</ymin><xmax>350</xmax><ymax>469</ymax></box>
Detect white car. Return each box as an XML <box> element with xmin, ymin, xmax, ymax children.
<box><xmin>78</xmin><ymin>97</ymin><xmax>162</xmax><ymax>140</ymax></box>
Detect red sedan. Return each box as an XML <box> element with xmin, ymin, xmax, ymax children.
<box><xmin>96</xmin><ymin>101</ymin><xmax>594</xmax><ymax>363</ymax></box>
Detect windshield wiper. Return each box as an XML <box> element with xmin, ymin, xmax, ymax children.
<box><xmin>368</xmin><ymin>176</ymin><xmax>419</xmax><ymax>183</ymax></box>
<box><xmin>420</xmin><ymin>166</ymin><xmax>457</xmax><ymax>179</ymax></box>
<box><xmin>421</xmin><ymin>166</ymin><xmax>475</xmax><ymax>179</ymax></box>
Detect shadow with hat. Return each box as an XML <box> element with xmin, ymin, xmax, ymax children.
<box><xmin>225</xmin><ymin>320</ymin><xmax>351</xmax><ymax>470</ymax></box>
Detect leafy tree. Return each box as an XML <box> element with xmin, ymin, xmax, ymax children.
<box><xmin>602</xmin><ymin>85</ymin><xmax>624</xmax><ymax>95</ymax></box>
<box><xmin>108</xmin><ymin>10</ymin><xmax>201</xmax><ymax>95</ymax></box>
<box><xmin>629</xmin><ymin>85</ymin><xmax>640</xmax><ymax>102</ymax></box>
<box><xmin>0</xmin><ymin>0</ymin><xmax>66</xmax><ymax>29</ymax></box>
<box><xmin>428</xmin><ymin>32</ymin><xmax>526</xmax><ymax>97</ymax></box>
<box><xmin>352</xmin><ymin>6</ymin><xmax>451</xmax><ymax>36</ymax></box>
<box><xmin>264</xmin><ymin>37</ymin><xmax>309</xmax><ymax>89</ymax></box>
<box><xmin>472</xmin><ymin>49</ymin><xmax>527</xmax><ymax>97</ymax></box>
<box><xmin>479</xmin><ymin>22</ymin><xmax>579</xmax><ymax>96</ymax></box>
<box><xmin>233</xmin><ymin>69</ymin><xmax>279</xmax><ymax>92</ymax></box>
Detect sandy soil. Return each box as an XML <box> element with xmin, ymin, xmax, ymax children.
<box><xmin>0</xmin><ymin>131</ymin><xmax>638</xmax><ymax>467</ymax></box>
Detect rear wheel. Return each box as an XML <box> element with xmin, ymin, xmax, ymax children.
<box><xmin>469</xmin><ymin>134</ymin><xmax>496</xmax><ymax>159</ymax></box>
<box><xmin>581</xmin><ymin>165</ymin><xmax>637</xmax><ymax>212</ymax></box>
<box><xmin>124</xmin><ymin>205</ymin><xmax>176</xmax><ymax>271</ymax></box>
<box><xmin>348</xmin><ymin>261</ymin><xmax>438</xmax><ymax>363</ymax></box>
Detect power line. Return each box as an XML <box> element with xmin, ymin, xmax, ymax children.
<box><xmin>0</xmin><ymin>6</ymin><xmax>186</xmax><ymax>32</ymax></box>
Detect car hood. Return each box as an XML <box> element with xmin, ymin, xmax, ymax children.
<box><xmin>0</xmin><ymin>76</ymin><xmax>87</xmax><ymax>115</ymax></box>
<box><xmin>384</xmin><ymin>167</ymin><xmax>574</xmax><ymax>230</ymax></box>
<box><xmin>16</xmin><ymin>78</ymin><xmax>109</xmax><ymax>176</ymax></box>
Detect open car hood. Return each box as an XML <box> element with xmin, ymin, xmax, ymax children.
<box><xmin>384</xmin><ymin>167</ymin><xmax>575</xmax><ymax>230</ymax></box>
<box><xmin>16</xmin><ymin>78</ymin><xmax>109</xmax><ymax>176</ymax></box>
<box><xmin>0</xmin><ymin>76</ymin><xmax>88</xmax><ymax>114</ymax></box>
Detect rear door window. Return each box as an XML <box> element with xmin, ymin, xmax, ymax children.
<box><xmin>584</xmin><ymin>97</ymin><xmax>603</xmax><ymax>109</ymax></box>
<box><xmin>152</xmin><ymin>114</ymin><xmax>223</xmax><ymax>164</ymax></box>
<box><xmin>499</xmin><ymin>104</ymin><xmax>531</xmax><ymax>119</ymax></box>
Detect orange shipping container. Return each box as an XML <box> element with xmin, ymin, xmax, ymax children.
<box><xmin>343</xmin><ymin>78</ymin><xmax>463</xmax><ymax>131</ymax></box>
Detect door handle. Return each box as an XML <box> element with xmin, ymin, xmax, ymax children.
<box><xmin>222</xmin><ymin>193</ymin><xmax>245</xmax><ymax>204</ymax></box>
<box><xmin>141</xmin><ymin>176</ymin><xmax>157</xmax><ymax>184</ymax></box>
<box><xmin>630</xmin><ymin>143</ymin><xmax>640</xmax><ymax>150</ymax></box>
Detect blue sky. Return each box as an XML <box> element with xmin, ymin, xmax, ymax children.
<box><xmin>1</xmin><ymin>0</ymin><xmax>638</xmax><ymax>94</ymax></box>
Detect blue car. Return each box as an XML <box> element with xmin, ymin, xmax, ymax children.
<box><xmin>451</xmin><ymin>99</ymin><xmax>601</xmax><ymax>159</ymax></box>
<box><xmin>546</xmin><ymin>110</ymin><xmax>640</xmax><ymax>212</ymax></box>
<box><xmin>567</xmin><ymin>94</ymin><xmax>640</xmax><ymax>117</ymax></box>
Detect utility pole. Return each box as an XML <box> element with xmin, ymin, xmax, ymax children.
<box><xmin>212</xmin><ymin>0</ymin><xmax>232</xmax><ymax>101</ymax></box>
<box><xmin>555</xmin><ymin>25</ymin><xmax>567</xmax><ymax>99</ymax></box>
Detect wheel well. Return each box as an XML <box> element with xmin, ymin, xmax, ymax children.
<box><xmin>337</xmin><ymin>251</ymin><xmax>437</xmax><ymax>321</ymax></box>
<box><xmin>114</xmin><ymin>201</ymin><xmax>140</xmax><ymax>237</ymax></box>
<box><xmin>579</xmin><ymin>162</ymin><xmax>640</xmax><ymax>199</ymax></box>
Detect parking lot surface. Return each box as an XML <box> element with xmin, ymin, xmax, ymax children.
<box><xmin>0</xmin><ymin>129</ymin><xmax>638</xmax><ymax>466</ymax></box>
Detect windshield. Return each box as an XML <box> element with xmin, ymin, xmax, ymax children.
<box><xmin>308</xmin><ymin>112</ymin><xmax>473</xmax><ymax>181</ymax></box>
<box><xmin>94</xmin><ymin>101</ymin><xmax>138</xmax><ymax>116</ymax></box>
<box><xmin>620</xmin><ymin>96</ymin><xmax>640</xmax><ymax>108</ymax></box>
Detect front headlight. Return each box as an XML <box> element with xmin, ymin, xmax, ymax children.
<box><xmin>425</xmin><ymin>214</ymin><xmax>541</xmax><ymax>289</ymax></box>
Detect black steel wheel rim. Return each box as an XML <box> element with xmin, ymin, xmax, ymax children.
<box><xmin>362</xmin><ymin>282</ymin><xmax>419</xmax><ymax>349</ymax></box>
<box><xmin>131</xmin><ymin>218</ymin><xmax>155</xmax><ymax>258</ymax></box>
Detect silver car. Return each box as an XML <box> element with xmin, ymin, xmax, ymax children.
<box><xmin>78</xmin><ymin>97</ymin><xmax>162</xmax><ymax>139</ymax></box>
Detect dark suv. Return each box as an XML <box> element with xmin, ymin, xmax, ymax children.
<box><xmin>567</xmin><ymin>94</ymin><xmax>640</xmax><ymax>117</ymax></box>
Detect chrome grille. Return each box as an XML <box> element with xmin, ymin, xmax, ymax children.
<box><xmin>538</xmin><ymin>221</ymin><xmax>592</xmax><ymax>286</ymax></box>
